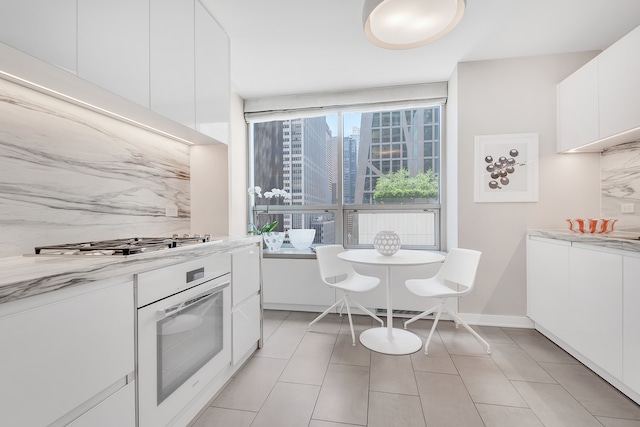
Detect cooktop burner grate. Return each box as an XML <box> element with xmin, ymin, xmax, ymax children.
<box><xmin>35</xmin><ymin>236</ymin><xmax>209</xmax><ymax>256</ymax></box>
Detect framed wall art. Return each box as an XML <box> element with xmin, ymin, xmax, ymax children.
<box><xmin>474</xmin><ymin>133</ymin><xmax>539</xmax><ymax>203</ymax></box>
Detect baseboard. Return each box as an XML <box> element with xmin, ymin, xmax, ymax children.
<box><xmin>263</xmin><ymin>304</ymin><xmax>535</xmax><ymax>329</ymax></box>
<box><xmin>535</xmin><ymin>324</ymin><xmax>640</xmax><ymax>405</ymax></box>
<box><xmin>263</xmin><ymin>303</ymin><xmax>330</xmax><ymax>312</ymax></box>
<box><xmin>458</xmin><ymin>313</ymin><xmax>535</xmax><ymax>329</ymax></box>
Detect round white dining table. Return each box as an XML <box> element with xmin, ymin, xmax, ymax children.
<box><xmin>337</xmin><ymin>249</ymin><xmax>446</xmax><ymax>355</ymax></box>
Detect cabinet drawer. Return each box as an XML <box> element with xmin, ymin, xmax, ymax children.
<box><xmin>231</xmin><ymin>245</ymin><xmax>261</xmax><ymax>305</ymax></box>
<box><xmin>67</xmin><ymin>382</ymin><xmax>135</xmax><ymax>427</ymax></box>
<box><xmin>0</xmin><ymin>280</ymin><xmax>134</xmax><ymax>427</ymax></box>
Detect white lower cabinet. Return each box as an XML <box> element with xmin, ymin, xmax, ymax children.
<box><xmin>68</xmin><ymin>382</ymin><xmax>135</xmax><ymax>427</ymax></box>
<box><xmin>231</xmin><ymin>244</ymin><xmax>260</xmax><ymax>306</ymax></box>
<box><xmin>526</xmin><ymin>237</ymin><xmax>571</xmax><ymax>341</ymax></box>
<box><xmin>527</xmin><ymin>235</ymin><xmax>640</xmax><ymax>403</ymax></box>
<box><xmin>569</xmin><ymin>245</ymin><xmax>623</xmax><ymax>378</ymax></box>
<box><xmin>0</xmin><ymin>279</ymin><xmax>134</xmax><ymax>427</ymax></box>
<box><xmin>262</xmin><ymin>257</ymin><xmax>446</xmax><ymax>314</ymax></box>
<box><xmin>263</xmin><ymin>258</ymin><xmax>335</xmax><ymax>310</ymax></box>
<box><xmin>624</xmin><ymin>255</ymin><xmax>640</xmax><ymax>392</ymax></box>
<box><xmin>231</xmin><ymin>244</ymin><xmax>262</xmax><ymax>365</ymax></box>
<box><xmin>232</xmin><ymin>293</ymin><xmax>261</xmax><ymax>365</ymax></box>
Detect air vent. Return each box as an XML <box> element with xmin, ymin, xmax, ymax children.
<box><xmin>375</xmin><ymin>309</ymin><xmax>428</xmax><ymax>318</ymax></box>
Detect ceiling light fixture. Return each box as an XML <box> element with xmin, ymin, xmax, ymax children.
<box><xmin>363</xmin><ymin>0</ymin><xmax>466</xmax><ymax>50</ymax></box>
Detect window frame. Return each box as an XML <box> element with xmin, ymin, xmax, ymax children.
<box><xmin>248</xmin><ymin>105</ymin><xmax>444</xmax><ymax>252</ymax></box>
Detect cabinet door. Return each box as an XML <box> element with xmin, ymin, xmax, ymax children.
<box><xmin>624</xmin><ymin>255</ymin><xmax>640</xmax><ymax>392</ymax></box>
<box><xmin>150</xmin><ymin>0</ymin><xmax>196</xmax><ymax>128</ymax></box>
<box><xmin>527</xmin><ymin>237</ymin><xmax>571</xmax><ymax>340</ymax></box>
<box><xmin>557</xmin><ymin>58</ymin><xmax>599</xmax><ymax>152</ymax></box>
<box><xmin>195</xmin><ymin>1</ymin><xmax>230</xmax><ymax>143</ymax></box>
<box><xmin>599</xmin><ymin>25</ymin><xmax>640</xmax><ymax>139</ymax></box>
<box><xmin>232</xmin><ymin>293</ymin><xmax>261</xmax><ymax>365</ymax></box>
<box><xmin>0</xmin><ymin>0</ymin><xmax>77</xmax><ymax>73</ymax></box>
<box><xmin>77</xmin><ymin>0</ymin><xmax>150</xmax><ymax>107</ymax></box>
<box><xmin>231</xmin><ymin>244</ymin><xmax>261</xmax><ymax>306</ymax></box>
<box><xmin>0</xmin><ymin>280</ymin><xmax>134</xmax><ymax>427</ymax></box>
<box><xmin>67</xmin><ymin>382</ymin><xmax>135</xmax><ymax>427</ymax></box>
<box><xmin>263</xmin><ymin>258</ymin><xmax>335</xmax><ymax>308</ymax></box>
<box><xmin>569</xmin><ymin>246</ymin><xmax>623</xmax><ymax>378</ymax></box>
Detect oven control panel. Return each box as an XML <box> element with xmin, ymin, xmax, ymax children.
<box><xmin>135</xmin><ymin>253</ymin><xmax>231</xmax><ymax>308</ymax></box>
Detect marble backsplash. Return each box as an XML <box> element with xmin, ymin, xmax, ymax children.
<box><xmin>602</xmin><ymin>141</ymin><xmax>640</xmax><ymax>230</ymax></box>
<box><xmin>0</xmin><ymin>78</ymin><xmax>190</xmax><ymax>257</ymax></box>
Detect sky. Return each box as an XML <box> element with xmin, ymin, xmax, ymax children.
<box><xmin>326</xmin><ymin>113</ymin><xmax>362</xmax><ymax>138</ymax></box>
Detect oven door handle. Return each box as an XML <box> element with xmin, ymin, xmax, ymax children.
<box><xmin>159</xmin><ymin>281</ymin><xmax>229</xmax><ymax>318</ymax></box>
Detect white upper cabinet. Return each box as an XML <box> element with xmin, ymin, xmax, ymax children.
<box><xmin>598</xmin><ymin>26</ymin><xmax>640</xmax><ymax>140</ymax></box>
<box><xmin>195</xmin><ymin>1</ymin><xmax>230</xmax><ymax>143</ymax></box>
<box><xmin>77</xmin><ymin>0</ymin><xmax>150</xmax><ymax>108</ymax></box>
<box><xmin>557</xmin><ymin>58</ymin><xmax>599</xmax><ymax>153</ymax></box>
<box><xmin>557</xmin><ymin>25</ymin><xmax>640</xmax><ymax>152</ymax></box>
<box><xmin>150</xmin><ymin>0</ymin><xmax>196</xmax><ymax>129</ymax></box>
<box><xmin>0</xmin><ymin>0</ymin><xmax>229</xmax><ymax>144</ymax></box>
<box><xmin>0</xmin><ymin>0</ymin><xmax>77</xmax><ymax>74</ymax></box>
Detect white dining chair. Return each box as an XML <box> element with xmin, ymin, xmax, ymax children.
<box><xmin>403</xmin><ymin>248</ymin><xmax>491</xmax><ymax>355</ymax></box>
<box><xmin>309</xmin><ymin>245</ymin><xmax>384</xmax><ymax>346</ymax></box>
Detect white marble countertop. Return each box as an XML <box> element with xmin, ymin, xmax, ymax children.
<box><xmin>528</xmin><ymin>229</ymin><xmax>640</xmax><ymax>252</ymax></box>
<box><xmin>0</xmin><ymin>235</ymin><xmax>261</xmax><ymax>305</ymax></box>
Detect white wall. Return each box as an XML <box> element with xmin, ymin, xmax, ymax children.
<box><xmin>190</xmin><ymin>92</ymin><xmax>248</xmax><ymax>237</ymax></box>
<box><xmin>450</xmin><ymin>52</ymin><xmax>602</xmax><ymax>320</ymax></box>
<box><xmin>229</xmin><ymin>92</ymin><xmax>248</xmax><ymax>236</ymax></box>
<box><xmin>190</xmin><ymin>144</ymin><xmax>229</xmax><ymax>236</ymax></box>
<box><xmin>444</xmin><ymin>68</ymin><xmax>458</xmax><ymax>250</ymax></box>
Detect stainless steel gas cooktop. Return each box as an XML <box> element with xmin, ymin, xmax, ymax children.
<box><xmin>34</xmin><ymin>235</ymin><xmax>212</xmax><ymax>256</ymax></box>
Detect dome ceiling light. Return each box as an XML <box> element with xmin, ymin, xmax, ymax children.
<box><xmin>363</xmin><ymin>0</ymin><xmax>466</xmax><ymax>49</ymax></box>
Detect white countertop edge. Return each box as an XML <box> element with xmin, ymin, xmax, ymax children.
<box><xmin>0</xmin><ymin>235</ymin><xmax>261</xmax><ymax>305</ymax></box>
<box><xmin>527</xmin><ymin>229</ymin><xmax>640</xmax><ymax>254</ymax></box>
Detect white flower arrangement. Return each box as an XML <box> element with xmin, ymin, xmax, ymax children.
<box><xmin>247</xmin><ymin>186</ymin><xmax>291</xmax><ymax>234</ymax></box>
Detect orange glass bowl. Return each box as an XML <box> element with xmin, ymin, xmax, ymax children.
<box><xmin>566</xmin><ymin>218</ymin><xmax>617</xmax><ymax>233</ymax></box>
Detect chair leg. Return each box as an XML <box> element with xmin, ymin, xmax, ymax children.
<box><xmin>404</xmin><ymin>305</ymin><xmax>439</xmax><ymax>329</ymax></box>
<box><xmin>424</xmin><ymin>304</ymin><xmax>444</xmax><ymax>355</ymax></box>
<box><xmin>343</xmin><ymin>295</ymin><xmax>356</xmax><ymax>346</ymax></box>
<box><xmin>443</xmin><ymin>306</ymin><xmax>491</xmax><ymax>354</ymax></box>
<box><xmin>338</xmin><ymin>299</ymin><xmax>346</xmax><ymax>316</ymax></box>
<box><xmin>350</xmin><ymin>300</ymin><xmax>384</xmax><ymax>326</ymax></box>
<box><xmin>310</xmin><ymin>296</ymin><xmax>347</xmax><ymax>329</ymax></box>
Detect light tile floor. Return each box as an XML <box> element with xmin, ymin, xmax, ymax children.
<box><xmin>190</xmin><ymin>310</ymin><xmax>640</xmax><ymax>427</ymax></box>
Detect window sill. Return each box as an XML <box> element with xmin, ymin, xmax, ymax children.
<box><xmin>263</xmin><ymin>247</ymin><xmax>316</xmax><ymax>259</ymax></box>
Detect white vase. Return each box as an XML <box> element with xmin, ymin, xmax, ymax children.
<box><xmin>373</xmin><ymin>230</ymin><xmax>401</xmax><ymax>256</ymax></box>
<box><xmin>287</xmin><ymin>228</ymin><xmax>316</xmax><ymax>250</ymax></box>
<box><xmin>263</xmin><ymin>232</ymin><xmax>285</xmax><ymax>251</ymax></box>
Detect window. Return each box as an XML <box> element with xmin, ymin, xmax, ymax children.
<box><xmin>249</xmin><ymin>105</ymin><xmax>442</xmax><ymax>250</ymax></box>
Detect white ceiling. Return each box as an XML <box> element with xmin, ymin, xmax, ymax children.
<box><xmin>200</xmin><ymin>0</ymin><xmax>640</xmax><ymax>100</ymax></box>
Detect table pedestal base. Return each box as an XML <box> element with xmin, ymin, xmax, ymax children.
<box><xmin>359</xmin><ymin>327</ymin><xmax>422</xmax><ymax>355</ymax></box>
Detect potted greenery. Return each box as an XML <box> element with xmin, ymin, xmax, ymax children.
<box><xmin>373</xmin><ymin>168</ymin><xmax>439</xmax><ymax>204</ymax></box>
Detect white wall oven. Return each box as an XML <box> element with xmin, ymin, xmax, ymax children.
<box><xmin>136</xmin><ymin>253</ymin><xmax>231</xmax><ymax>427</ymax></box>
